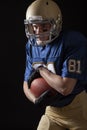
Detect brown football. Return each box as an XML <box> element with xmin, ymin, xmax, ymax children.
<box><xmin>30</xmin><ymin>78</ymin><xmax>52</xmax><ymax>98</ymax></box>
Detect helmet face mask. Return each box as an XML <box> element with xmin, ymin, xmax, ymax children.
<box><xmin>24</xmin><ymin>0</ymin><xmax>62</xmax><ymax>46</ymax></box>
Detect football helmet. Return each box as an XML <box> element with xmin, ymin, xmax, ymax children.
<box><xmin>24</xmin><ymin>0</ymin><xmax>62</xmax><ymax>46</ymax></box>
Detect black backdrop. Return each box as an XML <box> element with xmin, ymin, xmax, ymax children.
<box><xmin>1</xmin><ymin>0</ymin><xmax>87</xmax><ymax>129</ymax></box>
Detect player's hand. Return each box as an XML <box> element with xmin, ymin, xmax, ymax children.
<box><xmin>28</xmin><ymin>69</ymin><xmax>41</xmax><ymax>88</ymax></box>
<box><xmin>33</xmin><ymin>63</ymin><xmax>56</xmax><ymax>74</ymax></box>
<box><xmin>34</xmin><ymin>90</ymin><xmax>57</xmax><ymax>107</ymax></box>
<box><xmin>33</xmin><ymin>63</ymin><xmax>47</xmax><ymax>70</ymax></box>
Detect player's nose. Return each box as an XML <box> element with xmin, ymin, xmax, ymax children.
<box><xmin>36</xmin><ymin>26</ymin><xmax>43</xmax><ymax>34</ymax></box>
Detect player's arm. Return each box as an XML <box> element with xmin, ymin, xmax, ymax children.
<box><xmin>38</xmin><ymin>67</ymin><xmax>77</xmax><ymax>96</ymax></box>
<box><xmin>23</xmin><ymin>81</ymin><xmax>36</xmax><ymax>103</ymax></box>
<box><xmin>23</xmin><ymin>81</ymin><xmax>51</xmax><ymax>106</ymax></box>
<box><xmin>23</xmin><ymin>69</ymin><xmax>50</xmax><ymax>104</ymax></box>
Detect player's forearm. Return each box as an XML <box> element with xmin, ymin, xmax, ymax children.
<box><xmin>23</xmin><ymin>81</ymin><xmax>36</xmax><ymax>103</ymax></box>
<box><xmin>38</xmin><ymin>67</ymin><xmax>64</xmax><ymax>92</ymax></box>
<box><xmin>38</xmin><ymin>67</ymin><xmax>77</xmax><ymax>95</ymax></box>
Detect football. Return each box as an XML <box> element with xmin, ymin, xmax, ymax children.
<box><xmin>30</xmin><ymin>78</ymin><xmax>52</xmax><ymax>98</ymax></box>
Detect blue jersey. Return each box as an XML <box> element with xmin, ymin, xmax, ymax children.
<box><xmin>24</xmin><ymin>30</ymin><xmax>87</xmax><ymax>107</ymax></box>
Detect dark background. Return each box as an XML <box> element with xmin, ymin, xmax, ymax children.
<box><xmin>1</xmin><ymin>0</ymin><xmax>87</xmax><ymax>129</ymax></box>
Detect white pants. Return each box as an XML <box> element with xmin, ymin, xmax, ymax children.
<box><xmin>37</xmin><ymin>91</ymin><xmax>87</xmax><ymax>130</ymax></box>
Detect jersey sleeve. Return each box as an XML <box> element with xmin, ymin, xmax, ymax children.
<box><xmin>24</xmin><ymin>43</ymin><xmax>33</xmax><ymax>81</ymax></box>
<box><xmin>61</xmin><ymin>31</ymin><xmax>87</xmax><ymax>81</ymax></box>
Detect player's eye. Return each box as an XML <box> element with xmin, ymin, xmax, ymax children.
<box><xmin>42</xmin><ymin>24</ymin><xmax>51</xmax><ymax>32</ymax></box>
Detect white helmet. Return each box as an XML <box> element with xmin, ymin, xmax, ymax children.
<box><xmin>24</xmin><ymin>0</ymin><xmax>62</xmax><ymax>46</ymax></box>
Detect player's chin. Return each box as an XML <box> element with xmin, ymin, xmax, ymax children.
<box><xmin>36</xmin><ymin>39</ymin><xmax>48</xmax><ymax>46</ymax></box>
<box><xmin>36</xmin><ymin>40</ymin><xmax>44</xmax><ymax>45</ymax></box>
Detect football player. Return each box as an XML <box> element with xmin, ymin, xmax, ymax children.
<box><xmin>23</xmin><ymin>0</ymin><xmax>87</xmax><ymax>129</ymax></box>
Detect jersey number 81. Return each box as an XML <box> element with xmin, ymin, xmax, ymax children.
<box><xmin>68</xmin><ymin>59</ymin><xmax>81</xmax><ymax>74</ymax></box>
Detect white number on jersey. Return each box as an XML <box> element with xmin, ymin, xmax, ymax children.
<box><xmin>68</xmin><ymin>59</ymin><xmax>81</xmax><ymax>74</ymax></box>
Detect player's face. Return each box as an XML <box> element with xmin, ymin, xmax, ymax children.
<box><xmin>32</xmin><ymin>23</ymin><xmax>51</xmax><ymax>45</ymax></box>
